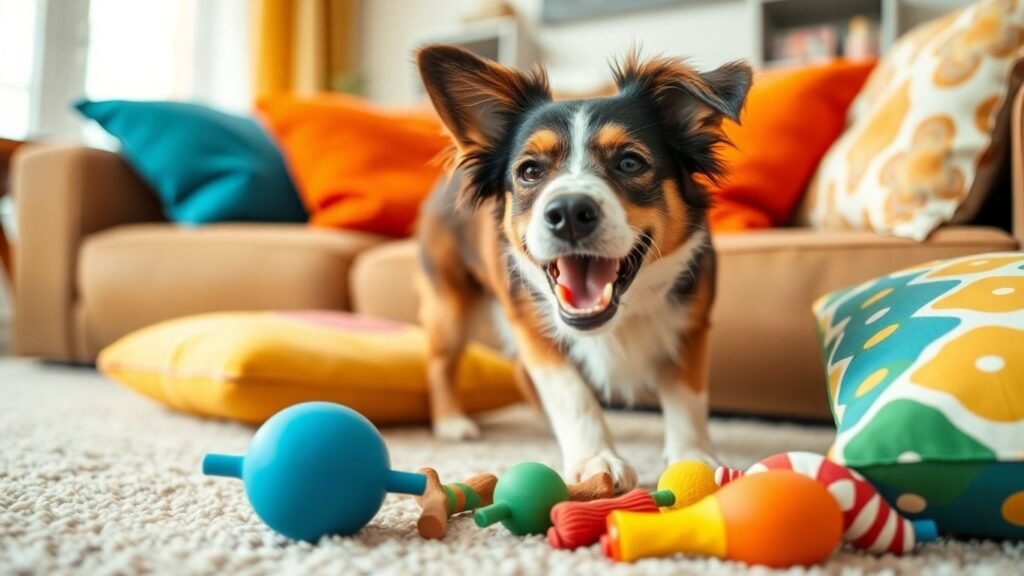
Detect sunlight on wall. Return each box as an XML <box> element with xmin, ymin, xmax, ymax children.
<box><xmin>85</xmin><ymin>0</ymin><xmax>194</xmax><ymax>101</ymax></box>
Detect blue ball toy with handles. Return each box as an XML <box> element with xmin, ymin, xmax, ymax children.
<box><xmin>202</xmin><ymin>402</ymin><xmax>426</xmax><ymax>542</ymax></box>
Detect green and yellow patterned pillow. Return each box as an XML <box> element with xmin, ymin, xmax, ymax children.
<box><xmin>813</xmin><ymin>252</ymin><xmax>1024</xmax><ymax>540</ymax></box>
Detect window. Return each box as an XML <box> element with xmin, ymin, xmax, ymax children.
<box><xmin>85</xmin><ymin>0</ymin><xmax>194</xmax><ymax>101</ymax></box>
<box><xmin>0</xmin><ymin>0</ymin><xmax>250</xmax><ymax>141</ymax></box>
<box><xmin>81</xmin><ymin>0</ymin><xmax>196</xmax><ymax>145</ymax></box>
<box><xmin>84</xmin><ymin>0</ymin><xmax>250</xmax><ymax>109</ymax></box>
<box><xmin>0</xmin><ymin>0</ymin><xmax>41</xmax><ymax>139</ymax></box>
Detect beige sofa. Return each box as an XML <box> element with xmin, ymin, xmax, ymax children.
<box><xmin>13</xmin><ymin>91</ymin><xmax>1024</xmax><ymax>421</ymax></box>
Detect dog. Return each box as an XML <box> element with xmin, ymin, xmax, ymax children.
<box><xmin>415</xmin><ymin>45</ymin><xmax>752</xmax><ymax>491</ymax></box>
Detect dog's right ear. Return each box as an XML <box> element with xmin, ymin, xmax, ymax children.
<box><xmin>417</xmin><ymin>45</ymin><xmax>551</xmax><ymax>205</ymax></box>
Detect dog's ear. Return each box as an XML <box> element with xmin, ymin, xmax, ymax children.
<box><xmin>613</xmin><ymin>53</ymin><xmax>752</xmax><ymax>180</ymax></box>
<box><xmin>418</xmin><ymin>45</ymin><xmax>551</xmax><ymax>205</ymax></box>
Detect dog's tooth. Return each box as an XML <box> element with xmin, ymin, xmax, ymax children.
<box><xmin>602</xmin><ymin>282</ymin><xmax>614</xmax><ymax>304</ymax></box>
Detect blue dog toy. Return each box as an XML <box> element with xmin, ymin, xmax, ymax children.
<box><xmin>202</xmin><ymin>402</ymin><xmax>426</xmax><ymax>542</ymax></box>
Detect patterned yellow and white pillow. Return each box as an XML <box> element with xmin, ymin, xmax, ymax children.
<box><xmin>800</xmin><ymin>0</ymin><xmax>1024</xmax><ymax>240</ymax></box>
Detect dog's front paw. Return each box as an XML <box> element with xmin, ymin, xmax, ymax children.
<box><xmin>565</xmin><ymin>450</ymin><xmax>638</xmax><ymax>493</ymax></box>
<box><xmin>433</xmin><ymin>415</ymin><xmax>481</xmax><ymax>441</ymax></box>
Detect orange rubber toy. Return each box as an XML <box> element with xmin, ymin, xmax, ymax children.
<box><xmin>601</xmin><ymin>470</ymin><xmax>843</xmax><ymax>567</ymax></box>
<box><xmin>714</xmin><ymin>451</ymin><xmax>938</xmax><ymax>554</ymax></box>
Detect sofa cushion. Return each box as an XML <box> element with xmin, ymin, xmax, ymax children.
<box><xmin>800</xmin><ymin>0</ymin><xmax>1024</xmax><ymax>240</ymax></box>
<box><xmin>708</xmin><ymin>59</ymin><xmax>875</xmax><ymax>232</ymax></box>
<box><xmin>98</xmin><ymin>310</ymin><xmax>521</xmax><ymax>425</ymax></box>
<box><xmin>351</xmin><ymin>227</ymin><xmax>1017</xmax><ymax>418</ymax></box>
<box><xmin>812</xmin><ymin>253</ymin><xmax>1024</xmax><ymax>539</ymax></box>
<box><xmin>75</xmin><ymin>100</ymin><xmax>307</xmax><ymax>224</ymax></box>
<box><xmin>257</xmin><ymin>94</ymin><xmax>450</xmax><ymax>237</ymax></box>
<box><xmin>78</xmin><ymin>224</ymin><xmax>383</xmax><ymax>358</ymax></box>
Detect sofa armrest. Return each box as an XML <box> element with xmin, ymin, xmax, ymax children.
<box><xmin>12</xmin><ymin>143</ymin><xmax>165</xmax><ymax>361</ymax></box>
<box><xmin>1012</xmin><ymin>83</ymin><xmax>1024</xmax><ymax>248</ymax></box>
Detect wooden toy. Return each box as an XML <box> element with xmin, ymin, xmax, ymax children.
<box><xmin>547</xmin><ymin>488</ymin><xmax>675</xmax><ymax>550</ymax></box>
<box><xmin>202</xmin><ymin>402</ymin><xmax>426</xmax><ymax>542</ymax></box>
<box><xmin>416</xmin><ymin>468</ymin><xmax>497</xmax><ymax>539</ymax></box>
<box><xmin>602</xmin><ymin>470</ymin><xmax>843</xmax><ymax>566</ymax></box>
<box><xmin>714</xmin><ymin>451</ymin><xmax>937</xmax><ymax>554</ymax></box>
<box><xmin>657</xmin><ymin>460</ymin><xmax>719</xmax><ymax>510</ymax></box>
<box><xmin>474</xmin><ymin>462</ymin><xmax>612</xmax><ymax>535</ymax></box>
<box><xmin>567</xmin><ymin>471</ymin><xmax>615</xmax><ymax>501</ymax></box>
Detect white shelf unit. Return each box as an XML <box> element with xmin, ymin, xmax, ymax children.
<box><xmin>751</xmin><ymin>0</ymin><xmax>971</xmax><ymax>68</ymax></box>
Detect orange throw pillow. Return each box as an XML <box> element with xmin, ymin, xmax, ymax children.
<box><xmin>709</xmin><ymin>60</ymin><xmax>876</xmax><ymax>232</ymax></box>
<box><xmin>258</xmin><ymin>94</ymin><xmax>450</xmax><ymax>236</ymax></box>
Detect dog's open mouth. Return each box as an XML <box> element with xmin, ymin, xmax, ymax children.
<box><xmin>543</xmin><ymin>235</ymin><xmax>652</xmax><ymax>330</ymax></box>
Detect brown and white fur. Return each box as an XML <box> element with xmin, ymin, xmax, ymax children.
<box><xmin>415</xmin><ymin>46</ymin><xmax>752</xmax><ymax>491</ymax></box>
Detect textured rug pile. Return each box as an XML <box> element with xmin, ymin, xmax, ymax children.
<box><xmin>1</xmin><ymin>359</ymin><xmax>1022</xmax><ymax>575</ymax></box>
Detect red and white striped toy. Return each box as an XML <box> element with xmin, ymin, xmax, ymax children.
<box><xmin>715</xmin><ymin>451</ymin><xmax>936</xmax><ymax>555</ymax></box>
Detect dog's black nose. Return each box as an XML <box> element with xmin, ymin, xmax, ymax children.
<box><xmin>544</xmin><ymin>194</ymin><xmax>601</xmax><ymax>243</ymax></box>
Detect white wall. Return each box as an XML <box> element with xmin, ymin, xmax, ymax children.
<box><xmin>359</xmin><ymin>0</ymin><xmax>478</xmax><ymax>104</ymax></box>
<box><xmin>513</xmin><ymin>0</ymin><xmax>753</xmax><ymax>93</ymax></box>
<box><xmin>190</xmin><ymin>0</ymin><xmax>252</xmax><ymax>114</ymax></box>
<box><xmin>34</xmin><ymin>0</ymin><xmax>90</xmax><ymax>136</ymax></box>
<box><xmin>359</xmin><ymin>0</ymin><xmax>753</xmax><ymax>105</ymax></box>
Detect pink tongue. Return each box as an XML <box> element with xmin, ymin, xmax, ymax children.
<box><xmin>556</xmin><ymin>256</ymin><xmax>617</xmax><ymax>308</ymax></box>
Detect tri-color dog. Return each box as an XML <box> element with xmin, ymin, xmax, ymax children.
<box><xmin>415</xmin><ymin>45</ymin><xmax>752</xmax><ymax>491</ymax></box>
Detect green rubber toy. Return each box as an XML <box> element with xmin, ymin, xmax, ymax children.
<box><xmin>474</xmin><ymin>462</ymin><xmax>571</xmax><ymax>535</ymax></box>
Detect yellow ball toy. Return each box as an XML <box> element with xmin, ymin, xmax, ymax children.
<box><xmin>657</xmin><ymin>460</ymin><xmax>719</xmax><ymax>510</ymax></box>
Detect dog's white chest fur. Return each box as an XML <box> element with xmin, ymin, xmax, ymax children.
<box><xmin>564</xmin><ymin>231</ymin><xmax>707</xmax><ymax>404</ymax></box>
<box><xmin>567</xmin><ymin>297</ymin><xmax>688</xmax><ymax>404</ymax></box>
<box><xmin>505</xmin><ymin>229</ymin><xmax>708</xmax><ymax>403</ymax></box>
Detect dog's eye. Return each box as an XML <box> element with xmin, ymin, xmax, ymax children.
<box><xmin>517</xmin><ymin>161</ymin><xmax>545</xmax><ymax>183</ymax></box>
<box><xmin>617</xmin><ymin>153</ymin><xmax>647</xmax><ymax>175</ymax></box>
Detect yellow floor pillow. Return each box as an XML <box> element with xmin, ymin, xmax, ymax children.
<box><xmin>98</xmin><ymin>311</ymin><xmax>522</xmax><ymax>425</ymax></box>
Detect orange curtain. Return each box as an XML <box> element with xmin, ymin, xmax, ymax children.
<box><xmin>252</xmin><ymin>0</ymin><xmax>359</xmax><ymax>100</ymax></box>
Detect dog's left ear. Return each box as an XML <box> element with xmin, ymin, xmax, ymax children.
<box><xmin>418</xmin><ymin>45</ymin><xmax>551</xmax><ymax>205</ymax></box>
<box><xmin>614</xmin><ymin>54</ymin><xmax>752</xmax><ymax>178</ymax></box>
<box><xmin>694</xmin><ymin>61</ymin><xmax>753</xmax><ymax>124</ymax></box>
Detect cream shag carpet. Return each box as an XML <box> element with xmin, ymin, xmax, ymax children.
<box><xmin>1</xmin><ymin>359</ymin><xmax>1022</xmax><ymax>575</ymax></box>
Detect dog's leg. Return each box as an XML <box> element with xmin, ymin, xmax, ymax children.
<box><xmin>524</xmin><ymin>360</ymin><xmax>638</xmax><ymax>491</ymax></box>
<box><xmin>512</xmin><ymin>361</ymin><xmax>541</xmax><ymax>410</ymax></box>
<box><xmin>658</xmin><ymin>325</ymin><xmax>716</xmax><ymax>466</ymax></box>
<box><xmin>417</xmin><ymin>273</ymin><xmax>481</xmax><ymax>441</ymax></box>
